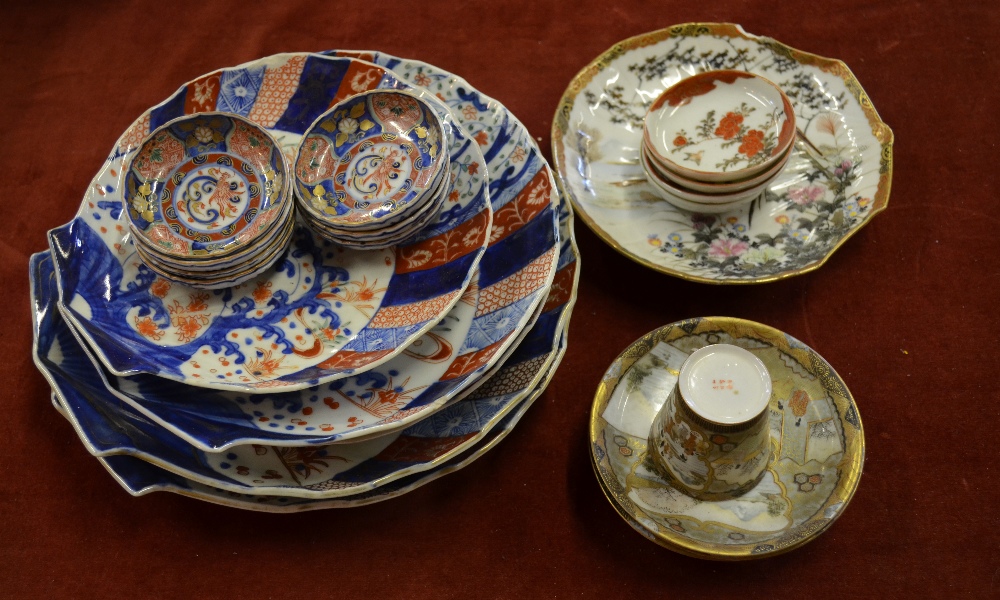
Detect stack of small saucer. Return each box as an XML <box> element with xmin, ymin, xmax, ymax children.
<box><xmin>124</xmin><ymin>113</ymin><xmax>294</xmax><ymax>288</ymax></box>
<box><xmin>641</xmin><ymin>70</ymin><xmax>795</xmax><ymax>213</ymax></box>
<box><xmin>292</xmin><ymin>90</ymin><xmax>449</xmax><ymax>249</ymax></box>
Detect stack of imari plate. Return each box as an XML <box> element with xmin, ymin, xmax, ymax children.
<box><xmin>31</xmin><ymin>50</ymin><xmax>579</xmax><ymax>511</ymax></box>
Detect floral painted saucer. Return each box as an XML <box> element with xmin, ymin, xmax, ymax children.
<box><xmin>589</xmin><ymin>317</ymin><xmax>863</xmax><ymax>559</ymax></box>
<box><xmin>643</xmin><ymin>70</ymin><xmax>795</xmax><ymax>182</ymax></box>
<box><xmin>50</xmin><ymin>54</ymin><xmax>493</xmax><ymax>393</ymax></box>
<box><xmin>124</xmin><ymin>113</ymin><xmax>289</xmax><ymax>260</ymax></box>
<box><xmin>553</xmin><ymin>23</ymin><xmax>893</xmax><ymax>283</ymax></box>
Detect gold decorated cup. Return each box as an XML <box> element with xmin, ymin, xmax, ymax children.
<box><xmin>649</xmin><ymin>344</ymin><xmax>773</xmax><ymax>500</ymax></box>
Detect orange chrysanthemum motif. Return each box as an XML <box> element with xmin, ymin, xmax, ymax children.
<box><xmin>187</xmin><ymin>292</ymin><xmax>210</xmax><ymax>313</ymax></box>
<box><xmin>352</xmin><ymin>276</ymin><xmax>385</xmax><ymax>303</ymax></box>
<box><xmin>467</xmin><ymin>162</ymin><xmax>479</xmax><ymax>175</ymax></box>
<box><xmin>474</xmin><ymin>131</ymin><xmax>489</xmax><ymax>146</ymax></box>
<box><xmin>673</xmin><ymin>135</ymin><xmax>687</xmax><ymax>147</ymax></box>
<box><xmin>318</xmin><ymin>276</ymin><xmax>387</xmax><ymax>318</ymax></box>
<box><xmin>134</xmin><ymin>316</ymin><xmax>163</xmax><ymax>340</ymax></box>
<box><xmin>789</xmin><ymin>389</ymin><xmax>810</xmax><ymax>418</ymax></box>
<box><xmin>715</xmin><ymin>112</ymin><xmax>743</xmax><ymax>140</ymax></box>
<box><xmin>174</xmin><ymin>315</ymin><xmax>208</xmax><ymax>343</ymax></box>
<box><xmin>150</xmin><ymin>279</ymin><xmax>171</xmax><ymax>298</ymax></box>
<box><xmin>376</xmin><ymin>388</ymin><xmax>402</xmax><ymax>405</ymax></box>
<box><xmin>738</xmin><ymin>129</ymin><xmax>765</xmax><ymax>157</ymax></box>
<box><xmin>252</xmin><ymin>281</ymin><xmax>273</xmax><ymax>304</ymax></box>
<box><xmin>246</xmin><ymin>348</ymin><xmax>285</xmax><ymax>379</ymax></box>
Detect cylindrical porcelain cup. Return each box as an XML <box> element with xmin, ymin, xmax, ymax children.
<box><xmin>649</xmin><ymin>344</ymin><xmax>773</xmax><ymax>500</ymax></box>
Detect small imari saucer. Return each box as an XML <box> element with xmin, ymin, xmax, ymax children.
<box><xmin>589</xmin><ymin>317</ymin><xmax>864</xmax><ymax>560</ymax></box>
<box><xmin>125</xmin><ymin>113</ymin><xmax>289</xmax><ymax>261</ymax></box>
<box><xmin>294</xmin><ymin>89</ymin><xmax>447</xmax><ymax>230</ymax></box>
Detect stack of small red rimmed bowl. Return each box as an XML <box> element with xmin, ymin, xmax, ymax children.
<box><xmin>123</xmin><ymin>113</ymin><xmax>294</xmax><ymax>288</ymax></box>
<box><xmin>641</xmin><ymin>70</ymin><xmax>795</xmax><ymax>213</ymax></box>
<box><xmin>292</xmin><ymin>89</ymin><xmax>449</xmax><ymax>249</ymax></box>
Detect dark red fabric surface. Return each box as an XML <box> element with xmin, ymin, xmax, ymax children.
<box><xmin>2</xmin><ymin>1</ymin><xmax>998</xmax><ymax>597</ymax></box>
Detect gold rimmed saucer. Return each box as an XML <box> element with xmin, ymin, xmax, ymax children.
<box><xmin>588</xmin><ymin>317</ymin><xmax>864</xmax><ymax>560</ymax></box>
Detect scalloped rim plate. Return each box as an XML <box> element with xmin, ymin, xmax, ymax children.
<box><xmin>552</xmin><ymin>23</ymin><xmax>893</xmax><ymax>284</ymax></box>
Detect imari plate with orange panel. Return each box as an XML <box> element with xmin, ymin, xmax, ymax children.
<box><xmin>552</xmin><ymin>23</ymin><xmax>893</xmax><ymax>284</ymax></box>
<box><xmin>49</xmin><ymin>54</ymin><xmax>490</xmax><ymax>393</ymax></box>
<box><xmin>42</xmin><ymin>52</ymin><xmax>560</xmax><ymax>449</ymax></box>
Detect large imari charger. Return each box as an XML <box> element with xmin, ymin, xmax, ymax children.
<box><xmin>553</xmin><ymin>23</ymin><xmax>893</xmax><ymax>284</ymax></box>
<box><xmin>32</xmin><ymin>49</ymin><xmax>578</xmax><ymax>509</ymax></box>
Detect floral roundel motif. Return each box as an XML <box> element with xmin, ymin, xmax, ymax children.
<box><xmin>369</xmin><ymin>92</ymin><xmax>423</xmax><ymax>132</ymax></box>
<box><xmin>295</xmin><ymin>135</ymin><xmax>336</xmax><ymax>185</ymax></box>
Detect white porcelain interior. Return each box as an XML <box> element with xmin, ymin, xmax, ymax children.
<box><xmin>644</xmin><ymin>70</ymin><xmax>793</xmax><ymax>183</ymax></box>
<box><xmin>678</xmin><ymin>343</ymin><xmax>771</xmax><ymax>424</ymax></box>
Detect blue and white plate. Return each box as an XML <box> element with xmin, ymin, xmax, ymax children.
<box><xmin>30</xmin><ymin>183</ymin><xmax>577</xmax><ymax>497</ymax></box>
<box><xmin>48</xmin><ymin>362</ymin><xmax>556</xmax><ymax>511</ymax></box>
<box><xmin>49</xmin><ymin>54</ymin><xmax>491</xmax><ymax>393</ymax></box>
<box><xmin>33</xmin><ymin>241</ymin><xmax>573</xmax><ymax>498</ymax></box>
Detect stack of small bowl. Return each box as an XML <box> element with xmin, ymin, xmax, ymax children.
<box><xmin>124</xmin><ymin>113</ymin><xmax>294</xmax><ymax>288</ymax></box>
<box><xmin>641</xmin><ymin>70</ymin><xmax>795</xmax><ymax>213</ymax></box>
<box><xmin>292</xmin><ymin>90</ymin><xmax>449</xmax><ymax>249</ymax></box>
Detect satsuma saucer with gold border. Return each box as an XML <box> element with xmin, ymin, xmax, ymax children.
<box><xmin>589</xmin><ymin>317</ymin><xmax>864</xmax><ymax>559</ymax></box>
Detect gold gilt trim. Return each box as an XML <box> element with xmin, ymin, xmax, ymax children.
<box><xmin>552</xmin><ymin>23</ymin><xmax>894</xmax><ymax>284</ymax></box>
<box><xmin>588</xmin><ymin>317</ymin><xmax>865</xmax><ymax>560</ymax></box>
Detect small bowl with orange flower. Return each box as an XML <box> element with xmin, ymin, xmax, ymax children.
<box><xmin>641</xmin><ymin>70</ymin><xmax>795</xmax><ymax>211</ymax></box>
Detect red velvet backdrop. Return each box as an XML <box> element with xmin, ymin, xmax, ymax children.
<box><xmin>2</xmin><ymin>1</ymin><xmax>998</xmax><ymax>597</ymax></box>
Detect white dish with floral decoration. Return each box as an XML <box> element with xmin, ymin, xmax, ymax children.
<box><xmin>552</xmin><ymin>23</ymin><xmax>893</xmax><ymax>284</ymax></box>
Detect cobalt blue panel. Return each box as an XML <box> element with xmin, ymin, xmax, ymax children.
<box><xmin>273</xmin><ymin>57</ymin><xmax>351</xmax><ymax>134</ymax></box>
<box><xmin>379</xmin><ymin>252</ymin><xmax>479</xmax><ymax>306</ymax></box>
<box><xmin>149</xmin><ymin>89</ymin><xmax>188</xmax><ymax>130</ymax></box>
<box><xmin>476</xmin><ymin>205</ymin><xmax>557</xmax><ymax>288</ymax></box>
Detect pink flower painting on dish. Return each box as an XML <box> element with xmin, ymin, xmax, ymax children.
<box><xmin>788</xmin><ymin>184</ymin><xmax>825</xmax><ymax>206</ymax></box>
<box><xmin>708</xmin><ymin>238</ymin><xmax>749</xmax><ymax>258</ymax></box>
